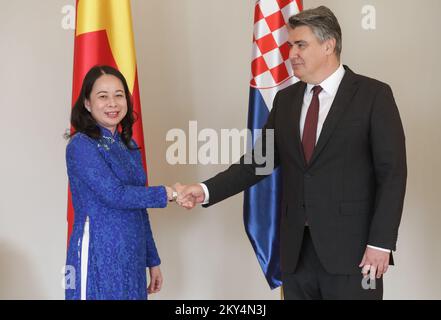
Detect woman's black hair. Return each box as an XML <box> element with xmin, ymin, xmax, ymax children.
<box><xmin>69</xmin><ymin>65</ymin><xmax>138</xmax><ymax>149</ymax></box>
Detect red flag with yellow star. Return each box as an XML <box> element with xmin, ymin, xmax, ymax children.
<box><xmin>67</xmin><ymin>0</ymin><xmax>146</xmax><ymax>242</ymax></box>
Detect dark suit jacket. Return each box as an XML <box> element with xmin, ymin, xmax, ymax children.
<box><xmin>203</xmin><ymin>66</ymin><xmax>407</xmax><ymax>275</ymax></box>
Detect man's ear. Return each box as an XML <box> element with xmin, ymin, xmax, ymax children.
<box><xmin>325</xmin><ymin>38</ymin><xmax>337</xmax><ymax>56</ymax></box>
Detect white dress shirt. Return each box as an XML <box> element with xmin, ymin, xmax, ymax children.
<box><xmin>200</xmin><ymin>64</ymin><xmax>390</xmax><ymax>253</ymax></box>
<box><xmin>300</xmin><ymin>64</ymin><xmax>345</xmax><ymax>141</ymax></box>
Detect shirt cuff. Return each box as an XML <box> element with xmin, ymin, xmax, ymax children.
<box><xmin>199</xmin><ymin>183</ymin><xmax>210</xmax><ymax>205</ymax></box>
<box><xmin>367</xmin><ymin>245</ymin><xmax>391</xmax><ymax>253</ymax></box>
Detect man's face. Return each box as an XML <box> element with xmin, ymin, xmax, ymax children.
<box><xmin>288</xmin><ymin>25</ymin><xmax>333</xmax><ymax>84</ymax></box>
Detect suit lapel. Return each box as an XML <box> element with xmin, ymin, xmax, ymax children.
<box><xmin>289</xmin><ymin>82</ymin><xmax>307</xmax><ymax>169</ymax></box>
<box><xmin>308</xmin><ymin>66</ymin><xmax>359</xmax><ymax>166</ymax></box>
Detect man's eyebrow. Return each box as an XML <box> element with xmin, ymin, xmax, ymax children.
<box><xmin>287</xmin><ymin>40</ymin><xmax>307</xmax><ymax>45</ymax></box>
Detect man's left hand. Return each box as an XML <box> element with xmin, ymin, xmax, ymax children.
<box><xmin>359</xmin><ymin>247</ymin><xmax>390</xmax><ymax>279</ymax></box>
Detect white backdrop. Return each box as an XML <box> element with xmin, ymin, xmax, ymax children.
<box><xmin>0</xmin><ymin>0</ymin><xmax>440</xmax><ymax>299</ymax></box>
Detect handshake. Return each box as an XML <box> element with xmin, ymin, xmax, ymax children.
<box><xmin>164</xmin><ymin>183</ymin><xmax>206</xmax><ymax>209</ymax></box>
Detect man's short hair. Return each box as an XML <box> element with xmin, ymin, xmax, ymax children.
<box><xmin>288</xmin><ymin>6</ymin><xmax>342</xmax><ymax>58</ymax></box>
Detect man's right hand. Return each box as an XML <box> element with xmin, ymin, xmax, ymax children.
<box><xmin>173</xmin><ymin>183</ymin><xmax>205</xmax><ymax>209</ymax></box>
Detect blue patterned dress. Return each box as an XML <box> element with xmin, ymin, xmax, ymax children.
<box><xmin>65</xmin><ymin>126</ymin><xmax>167</xmax><ymax>300</ymax></box>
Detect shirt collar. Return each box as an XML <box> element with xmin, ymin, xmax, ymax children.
<box><xmin>306</xmin><ymin>64</ymin><xmax>345</xmax><ymax>96</ymax></box>
<box><xmin>97</xmin><ymin>125</ymin><xmax>119</xmax><ymax>139</ymax></box>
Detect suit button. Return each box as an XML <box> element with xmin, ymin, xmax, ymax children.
<box><xmin>304</xmin><ymin>173</ymin><xmax>312</xmax><ymax>179</ymax></box>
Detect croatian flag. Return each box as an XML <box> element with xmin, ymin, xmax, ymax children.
<box><xmin>244</xmin><ymin>0</ymin><xmax>302</xmax><ymax>289</ymax></box>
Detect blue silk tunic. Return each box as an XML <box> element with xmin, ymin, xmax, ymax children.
<box><xmin>65</xmin><ymin>126</ymin><xmax>167</xmax><ymax>300</ymax></box>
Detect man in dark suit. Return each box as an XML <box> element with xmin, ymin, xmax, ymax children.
<box><xmin>176</xmin><ymin>6</ymin><xmax>407</xmax><ymax>299</ymax></box>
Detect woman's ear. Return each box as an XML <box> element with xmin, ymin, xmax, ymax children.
<box><xmin>84</xmin><ymin>99</ymin><xmax>91</xmax><ymax>112</ymax></box>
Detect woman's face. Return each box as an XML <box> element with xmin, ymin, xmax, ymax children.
<box><xmin>85</xmin><ymin>74</ymin><xmax>128</xmax><ymax>134</ymax></box>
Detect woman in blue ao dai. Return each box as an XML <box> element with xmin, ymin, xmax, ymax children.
<box><xmin>65</xmin><ymin>66</ymin><xmax>176</xmax><ymax>300</ymax></box>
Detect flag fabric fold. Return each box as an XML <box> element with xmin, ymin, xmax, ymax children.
<box><xmin>244</xmin><ymin>0</ymin><xmax>302</xmax><ymax>289</ymax></box>
<box><xmin>68</xmin><ymin>0</ymin><xmax>146</xmax><ymax>242</ymax></box>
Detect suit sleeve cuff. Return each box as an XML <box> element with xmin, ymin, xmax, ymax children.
<box><xmin>199</xmin><ymin>183</ymin><xmax>210</xmax><ymax>205</ymax></box>
<box><xmin>367</xmin><ymin>245</ymin><xmax>391</xmax><ymax>253</ymax></box>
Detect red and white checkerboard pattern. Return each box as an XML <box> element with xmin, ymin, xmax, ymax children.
<box><xmin>251</xmin><ymin>0</ymin><xmax>301</xmax><ymax>89</ymax></box>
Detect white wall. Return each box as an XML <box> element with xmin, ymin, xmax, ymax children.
<box><xmin>0</xmin><ymin>0</ymin><xmax>440</xmax><ymax>299</ymax></box>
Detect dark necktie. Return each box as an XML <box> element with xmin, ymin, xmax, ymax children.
<box><xmin>302</xmin><ymin>85</ymin><xmax>323</xmax><ymax>165</ymax></box>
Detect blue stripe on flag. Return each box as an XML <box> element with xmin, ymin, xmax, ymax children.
<box><xmin>244</xmin><ymin>87</ymin><xmax>282</xmax><ymax>289</ymax></box>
